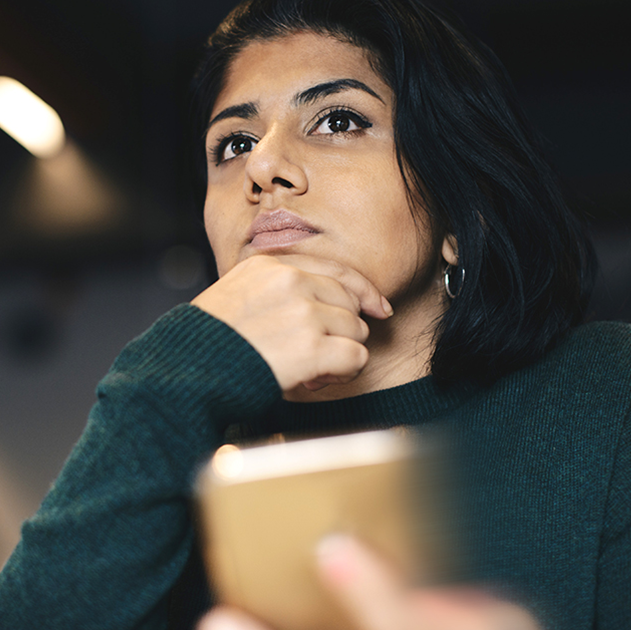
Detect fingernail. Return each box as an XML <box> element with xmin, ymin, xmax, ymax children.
<box><xmin>316</xmin><ymin>534</ymin><xmax>356</xmax><ymax>584</ymax></box>
<box><xmin>381</xmin><ymin>296</ymin><xmax>394</xmax><ymax>317</ymax></box>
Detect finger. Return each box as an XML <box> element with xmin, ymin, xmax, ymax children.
<box><xmin>293</xmin><ymin>337</ymin><xmax>369</xmax><ymax>391</ymax></box>
<box><xmin>304</xmin><ymin>270</ymin><xmax>363</xmax><ymax>315</ymax></box>
<box><xmin>278</xmin><ymin>256</ymin><xmax>394</xmax><ymax>319</ymax></box>
<box><xmin>316</xmin><ymin>534</ymin><xmax>412</xmax><ymax>630</ymax></box>
<box><xmin>253</xmin><ymin>257</ymin><xmax>366</xmax><ymax>319</ymax></box>
<box><xmin>314</xmin><ymin>303</ymin><xmax>370</xmax><ymax>344</ymax></box>
<box><xmin>303</xmin><ymin>372</ymin><xmax>363</xmax><ymax>391</ymax></box>
<box><xmin>197</xmin><ymin>607</ymin><xmax>271</xmax><ymax>630</ymax></box>
<box><xmin>302</xmin><ymin>380</ymin><xmax>330</xmax><ymax>391</ymax></box>
<box><xmin>316</xmin><ymin>538</ymin><xmax>542</xmax><ymax>630</ymax></box>
<box><xmin>310</xmin><ymin>336</ymin><xmax>369</xmax><ymax>382</ymax></box>
<box><xmin>409</xmin><ymin>590</ymin><xmax>542</xmax><ymax>630</ymax></box>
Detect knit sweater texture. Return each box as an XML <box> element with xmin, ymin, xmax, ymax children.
<box><xmin>0</xmin><ymin>304</ymin><xmax>629</xmax><ymax>630</ymax></box>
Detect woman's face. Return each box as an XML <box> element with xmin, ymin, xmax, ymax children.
<box><xmin>204</xmin><ymin>32</ymin><xmax>445</xmax><ymax>304</ymax></box>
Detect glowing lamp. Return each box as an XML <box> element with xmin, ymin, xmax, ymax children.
<box><xmin>0</xmin><ymin>77</ymin><xmax>65</xmax><ymax>159</ymax></box>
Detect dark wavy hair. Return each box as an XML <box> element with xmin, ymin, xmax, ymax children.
<box><xmin>190</xmin><ymin>0</ymin><xmax>596</xmax><ymax>385</ymax></box>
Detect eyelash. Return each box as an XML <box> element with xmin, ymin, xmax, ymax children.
<box><xmin>211</xmin><ymin>131</ymin><xmax>256</xmax><ymax>165</ymax></box>
<box><xmin>210</xmin><ymin>107</ymin><xmax>373</xmax><ymax>166</ymax></box>
<box><xmin>309</xmin><ymin>107</ymin><xmax>372</xmax><ymax>135</ymax></box>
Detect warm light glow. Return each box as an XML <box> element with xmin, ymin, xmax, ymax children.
<box><xmin>212</xmin><ymin>444</ymin><xmax>244</xmax><ymax>480</ymax></box>
<box><xmin>0</xmin><ymin>77</ymin><xmax>65</xmax><ymax>158</ymax></box>
<box><xmin>210</xmin><ymin>429</ymin><xmax>417</xmax><ymax>484</ymax></box>
<box><xmin>11</xmin><ymin>141</ymin><xmax>124</xmax><ymax>236</ymax></box>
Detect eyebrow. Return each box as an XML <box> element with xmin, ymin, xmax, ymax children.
<box><xmin>207</xmin><ymin>78</ymin><xmax>384</xmax><ymax>132</ymax></box>
<box><xmin>293</xmin><ymin>78</ymin><xmax>385</xmax><ymax>106</ymax></box>
<box><xmin>207</xmin><ymin>102</ymin><xmax>258</xmax><ymax>131</ymax></box>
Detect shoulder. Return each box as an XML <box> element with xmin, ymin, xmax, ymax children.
<box><xmin>551</xmin><ymin>320</ymin><xmax>631</xmax><ymax>378</ymax></box>
<box><xmin>565</xmin><ymin>320</ymin><xmax>631</xmax><ymax>353</ymax></box>
<box><xmin>483</xmin><ymin>321</ymin><xmax>631</xmax><ymax>427</ymax></box>
<box><xmin>525</xmin><ymin>320</ymin><xmax>631</xmax><ymax>390</ymax></box>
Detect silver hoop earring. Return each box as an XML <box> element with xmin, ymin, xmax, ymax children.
<box><xmin>444</xmin><ymin>264</ymin><xmax>465</xmax><ymax>299</ymax></box>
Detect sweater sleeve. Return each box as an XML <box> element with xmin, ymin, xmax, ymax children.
<box><xmin>595</xmin><ymin>407</ymin><xmax>631</xmax><ymax>629</ymax></box>
<box><xmin>0</xmin><ymin>304</ymin><xmax>281</xmax><ymax>630</ymax></box>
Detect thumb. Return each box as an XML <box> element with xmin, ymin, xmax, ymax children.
<box><xmin>197</xmin><ymin>607</ymin><xmax>270</xmax><ymax>630</ymax></box>
<box><xmin>315</xmin><ymin>535</ymin><xmax>543</xmax><ymax>630</ymax></box>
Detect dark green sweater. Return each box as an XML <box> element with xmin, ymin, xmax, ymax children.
<box><xmin>0</xmin><ymin>304</ymin><xmax>629</xmax><ymax>629</ymax></box>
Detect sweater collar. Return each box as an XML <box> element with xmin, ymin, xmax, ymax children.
<box><xmin>264</xmin><ymin>375</ymin><xmax>477</xmax><ymax>436</ymax></box>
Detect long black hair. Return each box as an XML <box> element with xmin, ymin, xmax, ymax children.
<box><xmin>191</xmin><ymin>0</ymin><xmax>596</xmax><ymax>385</ymax></box>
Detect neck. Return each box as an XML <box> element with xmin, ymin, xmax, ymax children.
<box><xmin>284</xmin><ymin>286</ymin><xmax>447</xmax><ymax>402</ymax></box>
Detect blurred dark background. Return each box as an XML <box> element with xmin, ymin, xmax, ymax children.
<box><xmin>0</xmin><ymin>0</ymin><xmax>629</xmax><ymax>563</ymax></box>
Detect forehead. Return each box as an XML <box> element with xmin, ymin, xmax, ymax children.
<box><xmin>211</xmin><ymin>32</ymin><xmax>390</xmax><ymax>116</ymax></box>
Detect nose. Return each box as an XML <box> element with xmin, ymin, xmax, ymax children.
<box><xmin>244</xmin><ymin>127</ymin><xmax>308</xmax><ymax>202</ymax></box>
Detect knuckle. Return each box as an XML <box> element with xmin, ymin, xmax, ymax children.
<box><xmin>292</xmin><ymin>297</ymin><xmax>318</xmax><ymax>321</ymax></box>
<box><xmin>338</xmin><ymin>338</ymin><xmax>367</xmax><ymax>367</ymax></box>
<box><xmin>276</xmin><ymin>265</ymin><xmax>303</xmax><ymax>289</ymax></box>
<box><xmin>302</xmin><ymin>328</ymin><xmax>322</xmax><ymax>353</ymax></box>
<box><xmin>343</xmin><ymin>311</ymin><xmax>368</xmax><ymax>340</ymax></box>
<box><xmin>346</xmin><ymin>289</ymin><xmax>361</xmax><ymax>313</ymax></box>
<box><xmin>360</xmin><ymin>280</ymin><xmax>379</xmax><ymax>302</ymax></box>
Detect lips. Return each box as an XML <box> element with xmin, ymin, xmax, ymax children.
<box><xmin>247</xmin><ymin>209</ymin><xmax>319</xmax><ymax>250</ymax></box>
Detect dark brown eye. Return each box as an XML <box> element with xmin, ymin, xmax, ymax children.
<box><xmin>328</xmin><ymin>114</ymin><xmax>351</xmax><ymax>132</ymax></box>
<box><xmin>231</xmin><ymin>137</ymin><xmax>253</xmax><ymax>155</ymax></box>
<box><xmin>310</xmin><ymin>110</ymin><xmax>371</xmax><ymax>136</ymax></box>
<box><xmin>217</xmin><ymin>135</ymin><xmax>258</xmax><ymax>163</ymax></box>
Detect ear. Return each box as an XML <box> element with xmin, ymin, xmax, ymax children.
<box><xmin>441</xmin><ymin>233</ymin><xmax>458</xmax><ymax>265</ymax></box>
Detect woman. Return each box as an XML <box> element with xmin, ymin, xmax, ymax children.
<box><xmin>0</xmin><ymin>0</ymin><xmax>629</xmax><ymax>629</ymax></box>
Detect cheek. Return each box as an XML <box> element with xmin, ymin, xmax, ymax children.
<box><xmin>204</xmin><ymin>166</ymin><xmax>251</xmax><ymax>275</ymax></box>
<box><xmin>316</xmin><ymin>162</ymin><xmax>425</xmax><ymax>292</ymax></box>
<box><xmin>324</xmin><ymin>154</ymin><xmax>418</xmax><ymax>247</ymax></box>
<box><xmin>203</xmin><ymin>197</ymin><xmax>240</xmax><ymax>277</ymax></box>
<box><xmin>352</xmin><ymin>162</ymin><xmax>437</xmax><ymax>288</ymax></box>
<box><xmin>364</xmin><ymin>157</ymin><xmax>431</xmax><ymax>259</ymax></box>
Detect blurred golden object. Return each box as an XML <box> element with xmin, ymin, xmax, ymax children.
<box><xmin>197</xmin><ymin>429</ymin><xmax>450</xmax><ymax>630</ymax></box>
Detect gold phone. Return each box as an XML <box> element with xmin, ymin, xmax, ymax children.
<box><xmin>196</xmin><ymin>428</ymin><xmax>447</xmax><ymax>630</ymax></box>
